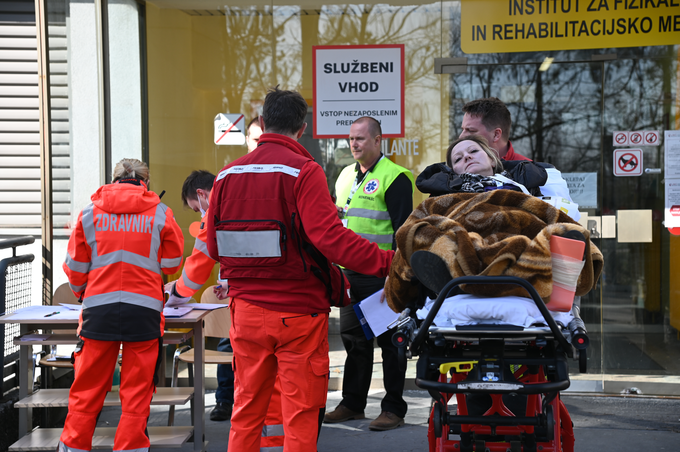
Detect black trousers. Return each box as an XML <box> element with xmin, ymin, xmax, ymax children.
<box><xmin>338</xmin><ymin>270</ymin><xmax>408</xmax><ymax>418</ymax></box>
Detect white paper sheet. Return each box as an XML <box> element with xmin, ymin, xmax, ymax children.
<box><xmin>190</xmin><ymin>303</ymin><xmax>228</xmax><ymax>310</ymax></box>
<box><xmin>356</xmin><ymin>289</ymin><xmax>400</xmax><ymax>337</ymax></box>
<box><xmin>46</xmin><ymin>355</ymin><xmax>72</xmax><ymax>361</ymax></box>
<box><xmin>163</xmin><ymin>306</ymin><xmax>193</xmax><ymax>317</ymax></box>
<box><xmin>20</xmin><ymin>333</ymin><xmax>50</xmax><ymax>341</ymax></box>
<box><xmin>5</xmin><ymin>305</ymin><xmax>81</xmax><ymax>320</ymax></box>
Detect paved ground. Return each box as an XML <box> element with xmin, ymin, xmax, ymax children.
<box><xmin>98</xmin><ymin>388</ymin><xmax>680</xmax><ymax>451</ymax></box>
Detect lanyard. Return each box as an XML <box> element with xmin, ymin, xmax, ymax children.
<box><xmin>341</xmin><ymin>155</ymin><xmax>383</xmax><ymax>217</ymax></box>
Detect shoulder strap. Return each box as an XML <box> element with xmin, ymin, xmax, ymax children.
<box><xmin>294</xmin><ymin>216</ymin><xmax>345</xmax><ymax>307</ymax></box>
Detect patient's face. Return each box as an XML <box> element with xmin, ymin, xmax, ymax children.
<box><xmin>450</xmin><ymin>140</ymin><xmax>495</xmax><ymax>177</ymax></box>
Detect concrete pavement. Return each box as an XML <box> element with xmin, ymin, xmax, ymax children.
<box><xmin>98</xmin><ymin>388</ymin><xmax>680</xmax><ymax>451</ymax></box>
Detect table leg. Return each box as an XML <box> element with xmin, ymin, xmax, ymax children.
<box><xmin>18</xmin><ymin>323</ymin><xmax>33</xmax><ymax>435</ymax></box>
<box><xmin>193</xmin><ymin>319</ymin><xmax>206</xmax><ymax>451</ymax></box>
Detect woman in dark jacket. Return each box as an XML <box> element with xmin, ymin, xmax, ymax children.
<box><xmin>416</xmin><ymin>135</ymin><xmax>549</xmax><ymax>197</ymax></box>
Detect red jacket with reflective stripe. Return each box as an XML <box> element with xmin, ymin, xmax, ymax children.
<box><xmin>175</xmin><ymin>207</ymin><xmax>217</xmax><ymax>298</ymax></box>
<box><xmin>63</xmin><ymin>180</ymin><xmax>184</xmax><ymax>341</ymax></box>
<box><xmin>206</xmin><ymin>134</ymin><xmax>394</xmax><ymax>314</ymax></box>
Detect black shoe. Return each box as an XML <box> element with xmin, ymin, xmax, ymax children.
<box><xmin>410</xmin><ymin>250</ymin><xmax>453</xmax><ymax>294</ymax></box>
<box><xmin>210</xmin><ymin>402</ymin><xmax>232</xmax><ymax>421</ymax></box>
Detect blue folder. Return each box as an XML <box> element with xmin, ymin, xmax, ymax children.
<box><xmin>353</xmin><ymin>303</ymin><xmax>374</xmax><ymax>340</ymax></box>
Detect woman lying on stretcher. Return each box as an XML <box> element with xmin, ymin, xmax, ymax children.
<box><xmin>382</xmin><ymin>137</ymin><xmax>603</xmax><ymax>442</ymax></box>
<box><xmin>416</xmin><ymin>135</ymin><xmax>579</xmax><ymax>220</ymax></box>
<box><xmin>384</xmin><ymin>133</ymin><xmax>603</xmax><ymax>317</ymax></box>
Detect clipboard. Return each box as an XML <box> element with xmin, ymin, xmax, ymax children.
<box><xmin>353</xmin><ymin>289</ymin><xmax>400</xmax><ymax>341</ymax></box>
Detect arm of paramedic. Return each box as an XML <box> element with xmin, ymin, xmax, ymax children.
<box><xmin>295</xmin><ymin>162</ymin><xmax>394</xmax><ymax>278</ymax></box>
<box><xmin>159</xmin><ymin>206</ymin><xmax>184</xmax><ymax>275</ymax></box>
<box><xmin>384</xmin><ymin>173</ymin><xmax>414</xmax><ymax>250</ymax></box>
<box><xmin>175</xmin><ymin>214</ymin><xmax>216</xmax><ymax>298</ymax></box>
<box><xmin>63</xmin><ymin>210</ymin><xmax>91</xmax><ymax>299</ymax></box>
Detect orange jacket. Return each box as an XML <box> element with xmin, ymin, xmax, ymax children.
<box><xmin>63</xmin><ymin>179</ymin><xmax>184</xmax><ymax>341</ymax></box>
<box><xmin>175</xmin><ymin>206</ymin><xmax>217</xmax><ymax>298</ymax></box>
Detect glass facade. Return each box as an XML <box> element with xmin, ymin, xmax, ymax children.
<box><xmin>38</xmin><ymin>0</ymin><xmax>680</xmax><ymax>391</ymax></box>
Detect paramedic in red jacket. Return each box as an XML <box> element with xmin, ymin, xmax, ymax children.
<box><xmin>206</xmin><ymin>87</ymin><xmax>395</xmax><ymax>452</ymax></box>
<box><xmin>59</xmin><ymin>158</ymin><xmax>184</xmax><ymax>452</ymax></box>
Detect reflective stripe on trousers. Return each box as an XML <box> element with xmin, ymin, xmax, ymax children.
<box><xmin>260</xmin><ymin>375</ymin><xmax>284</xmax><ymax>452</ymax></box>
<box><xmin>59</xmin><ymin>337</ymin><xmax>158</xmax><ymax>452</ymax></box>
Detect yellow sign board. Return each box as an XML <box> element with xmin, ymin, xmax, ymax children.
<box><xmin>461</xmin><ymin>0</ymin><xmax>680</xmax><ymax>54</ymax></box>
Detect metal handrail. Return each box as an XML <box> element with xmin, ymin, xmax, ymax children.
<box><xmin>0</xmin><ymin>236</ymin><xmax>35</xmax><ymax>254</ymax></box>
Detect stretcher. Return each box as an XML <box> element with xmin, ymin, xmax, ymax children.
<box><xmin>391</xmin><ymin>250</ymin><xmax>590</xmax><ymax>452</ymax></box>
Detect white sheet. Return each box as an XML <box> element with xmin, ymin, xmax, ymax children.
<box><xmin>4</xmin><ymin>305</ymin><xmax>81</xmax><ymax>320</ymax></box>
<box><xmin>416</xmin><ymin>294</ymin><xmax>574</xmax><ymax>328</ymax></box>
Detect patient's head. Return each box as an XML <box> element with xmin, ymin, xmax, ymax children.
<box><xmin>446</xmin><ymin>135</ymin><xmax>503</xmax><ymax>177</ymax></box>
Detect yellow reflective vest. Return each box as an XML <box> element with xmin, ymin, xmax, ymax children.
<box><xmin>335</xmin><ymin>157</ymin><xmax>414</xmax><ymax>251</ymax></box>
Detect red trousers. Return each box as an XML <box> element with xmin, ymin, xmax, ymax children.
<box><xmin>58</xmin><ymin>337</ymin><xmax>159</xmax><ymax>452</ymax></box>
<box><xmin>228</xmin><ymin>298</ymin><xmax>329</xmax><ymax>452</ymax></box>
<box><xmin>261</xmin><ymin>376</ymin><xmax>284</xmax><ymax>451</ymax></box>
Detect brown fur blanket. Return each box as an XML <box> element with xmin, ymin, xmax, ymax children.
<box><xmin>385</xmin><ymin>190</ymin><xmax>603</xmax><ymax>313</ymax></box>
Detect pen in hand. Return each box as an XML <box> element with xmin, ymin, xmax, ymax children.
<box><xmin>44</xmin><ymin>311</ymin><xmax>59</xmax><ymax>317</ymax></box>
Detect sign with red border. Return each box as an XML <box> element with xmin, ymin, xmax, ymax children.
<box><xmin>613</xmin><ymin>148</ymin><xmax>643</xmax><ymax>177</ymax></box>
<box><xmin>643</xmin><ymin>131</ymin><xmax>660</xmax><ymax>146</ymax></box>
<box><xmin>312</xmin><ymin>44</ymin><xmax>405</xmax><ymax>139</ymax></box>
<box><xmin>629</xmin><ymin>131</ymin><xmax>643</xmax><ymax>146</ymax></box>
<box><xmin>214</xmin><ymin>113</ymin><xmax>245</xmax><ymax>145</ymax></box>
<box><xmin>613</xmin><ymin>131</ymin><xmax>629</xmax><ymax>147</ymax></box>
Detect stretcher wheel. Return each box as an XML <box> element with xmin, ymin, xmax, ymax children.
<box><xmin>433</xmin><ymin>402</ymin><xmax>444</xmax><ymax>438</ymax></box>
<box><xmin>579</xmin><ymin>349</ymin><xmax>587</xmax><ymax>373</ymax></box>
<box><xmin>545</xmin><ymin>405</ymin><xmax>555</xmax><ymax>441</ymax></box>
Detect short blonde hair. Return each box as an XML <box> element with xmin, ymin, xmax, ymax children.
<box><xmin>112</xmin><ymin>158</ymin><xmax>149</xmax><ymax>183</ymax></box>
<box><xmin>446</xmin><ymin>135</ymin><xmax>504</xmax><ymax>174</ymax></box>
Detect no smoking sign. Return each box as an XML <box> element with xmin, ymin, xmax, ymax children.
<box><xmin>613</xmin><ymin>148</ymin><xmax>643</xmax><ymax>177</ymax></box>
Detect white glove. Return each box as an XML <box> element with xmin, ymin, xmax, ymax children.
<box><xmin>164</xmin><ymin>282</ymin><xmax>191</xmax><ymax>307</ymax></box>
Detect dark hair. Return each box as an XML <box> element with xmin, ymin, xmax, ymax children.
<box><xmin>353</xmin><ymin>116</ymin><xmax>382</xmax><ymax>138</ymax></box>
<box><xmin>181</xmin><ymin>170</ymin><xmax>216</xmax><ymax>207</ymax></box>
<box><xmin>262</xmin><ymin>86</ymin><xmax>308</xmax><ymax>135</ymax></box>
<box><xmin>247</xmin><ymin>116</ymin><xmax>261</xmax><ymax>133</ymax></box>
<box><xmin>462</xmin><ymin>97</ymin><xmax>512</xmax><ymax>141</ymax></box>
<box><xmin>446</xmin><ymin>134</ymin><xmax>504</xmax><ymax>174</ymax></box>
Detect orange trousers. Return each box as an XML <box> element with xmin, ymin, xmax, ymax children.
<box><xmin>261</xmin><ymin>376</ymin><xmax>284</xmax><ymax>451</ymax></box>
<box><xmin>58</xmin><ymin>337</ymin><xmax>159</xmax><ymax>452</ymax></box>
<box><xmin>228</xmin><ymin>298</ymin><xmax>329</xmax><ymax>452</ymax></box>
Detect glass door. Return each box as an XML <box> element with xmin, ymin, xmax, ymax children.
<box><xmin>446</xmin><ymin>52</ymin><xmax>679</xmax><ymax>381</ymax></box>
<box><xmin>600</xmin><ymin>55</ymin><xmax>678</xmax><ymax>378</ymax></box>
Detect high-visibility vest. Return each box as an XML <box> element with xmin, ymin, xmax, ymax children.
<box><xmin>335</xmin><ymin>157</ymin><xmax>414</xmax><ymax>250</ymax></box>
